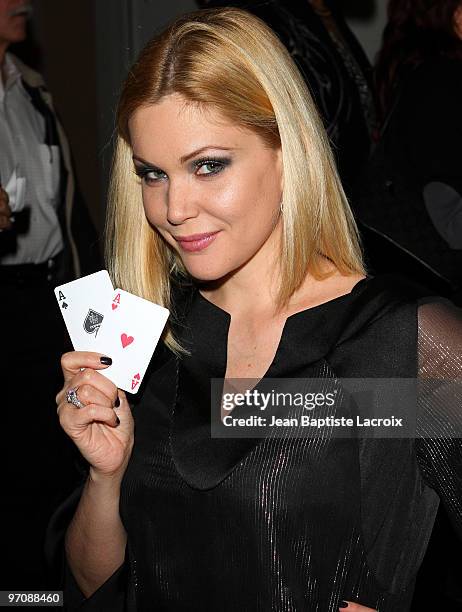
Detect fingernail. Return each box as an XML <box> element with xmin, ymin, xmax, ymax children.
<box><xmin>100</xmin><ymin>356</ymin><xmax>112</xmax><ymax>365</ymax></box>
<box><xmin>115</xmin><ymin>416</ymin><xmax>120</xmax><ymax>426</ymax></box>
<box><xmin>114</xmin><ymin>396</ymin><xmax>120</xmax><ymax>408</ymax></box>
<box><xmin>339</xmin><ymin>603</ymin><xmax>348</xmax><ymax>609</ymax></box>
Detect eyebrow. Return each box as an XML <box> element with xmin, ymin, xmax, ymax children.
<box><xmin>132</xmin><ymin>146</ymin><xmax>234</xmax><ymax>168</ymax></box>
<box><xmin>179</xmin><ymin>145</ymin><xmax>234</xmax><ymax>164</ymax></box>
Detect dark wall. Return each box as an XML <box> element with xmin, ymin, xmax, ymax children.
<box><xmin>94</xmin><ymin>0</ymin><xmax>197</xmax><ymax>213</ymax></box>
<box><xmin>32</xmin><ymin>1</ymin><xmax>101</xmax><ymax>231</ymax></box>
<box><xmin>340</xmin><ymin>0</ymin><xmax>376</xmax><ymax>19</ymax></box>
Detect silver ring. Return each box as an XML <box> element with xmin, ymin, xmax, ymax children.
<box><xmin>66</xmin><ymin>387</ymin><xmax>84</xmax><ymax>409</ymax></box>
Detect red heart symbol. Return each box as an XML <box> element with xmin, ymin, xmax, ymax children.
<box><xmin>112</xmin><ymin>303</ymin><xmax>118</xmax><ymax>310</ymax></box>
<box><xmin>121</xmin><ymin>333</ymin><xmax>134</xmax><ymax>348</ymax></box>
<box><xmin>134</xmin><ymin>373</ymin><xmax>140</xmax><ymax>380</ymax></box>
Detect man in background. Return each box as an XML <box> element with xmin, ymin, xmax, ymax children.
<box><xmin>0</xmin><ymin>0</ymin><xmax>98</xmax><ymax>589</ymax></box>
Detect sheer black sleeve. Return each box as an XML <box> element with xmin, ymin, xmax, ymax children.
<box><xmin>416</xmin><ymin>298</ymin><xmax>462</xmax><ymax>538</ymax></box>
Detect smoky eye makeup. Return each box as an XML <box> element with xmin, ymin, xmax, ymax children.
<box><xmin>192</xmin><ymin>156</ymin><xmax>232</xmax><ymax>176</ymax></box>
<box><xmin>132</xmin><ymin>153</ymin><xmax>232</xmax><ymax>184</ymax></box>
<box><xmin>133</xmin><ymin>162</ymin><xmax>166</xmax><ymax>184</ymax></box>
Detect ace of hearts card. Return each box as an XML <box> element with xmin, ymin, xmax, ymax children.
<box><xmin>94</xmin><ymin>289</ymin><xmax>170</xmax><ymax>393</ymax></box>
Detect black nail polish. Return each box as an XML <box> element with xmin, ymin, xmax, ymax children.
<box><xmin>100</xmin><ymin>356</ymin><xmax>112</xmax><ymax>365</ymax></box>
<box><xmin>115</xmin><ymin>416</ymin><xmax>120</xmax><ymax>426</ymax></box>
<box><xmin>339</xmin><ymin>602</ymin><xmax>348</xmax><ymax>609</ymax></box>
<box><xmin>114</xmin><ymin>397</ymin><xmax>120</xmax><ymax>408</ymax></box>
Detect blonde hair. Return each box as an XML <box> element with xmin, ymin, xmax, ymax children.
<box><xmin>106</xmin><ymin>7</ymin><xmax>365</xmax><ymax>353</ymax></box>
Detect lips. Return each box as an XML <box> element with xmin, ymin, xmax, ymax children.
<box><xmin>173</xmin><ymin>231</ymin><xmax>220</xmax><ymax>252</ymax></box>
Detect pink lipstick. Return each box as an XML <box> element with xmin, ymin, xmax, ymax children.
<box><xmin>174</xmin><ymin>231</ymin><xmax>220</xmax><ymax>252</ymax></box>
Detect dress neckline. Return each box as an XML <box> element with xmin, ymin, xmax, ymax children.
<box><xmin>195</xmin><ymin>275</ymin><xmax>370</xmax><ymax>324</ymax></box>
<box><xmin>193</xmin><ymin>275</ymin><xmax>369</xmax><ymax>384</ymax></box>
<box><xmin>170</xmin><ymin>273</ymin><xmax>414</xmax><ymax>490</ymax></box>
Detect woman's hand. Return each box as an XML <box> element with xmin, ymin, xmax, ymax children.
<box><xmin>339</xmin><ymin>602</ymin><xmax>377</xmax><ymax>611</ymax></box>
<box><xmin>56</xmin><ymin>351</ymin><xmax>134</xmax><ymax>480</ymax></box>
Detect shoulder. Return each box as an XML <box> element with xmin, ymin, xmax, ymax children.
<box><xmin>8</xmin><ymin>53</ymin><xmax>45</xmax><ymax>89</ymax></box>
<box><xmin>349</xmin><ymin>275</ymin><xmax>462</xmax><ymax>365</ymax></box>
<box><xmin>336</xmin><ymin>274</ymin><xmax>432</xmax><ymax>345</ymax></box>
<box><xmin>350</xmin><ymin>274</ymin><xmax>429</xmax><ymax>314</ymax></box>
<box><xmin>321</xmin><ymin>274</ymin><xmax>423</xmax><ymax>376</ymax></box>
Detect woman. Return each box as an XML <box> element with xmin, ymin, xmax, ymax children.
<box><xmin>352</xmin><ymin>0</ymin><xmax>462</xmax><ymax>303</ymax></box>
<box><xmin>50</xmin><ymin>8</ymin><xmax>462</xmax><ymax>611</ymax></box>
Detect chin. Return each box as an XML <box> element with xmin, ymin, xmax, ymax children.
<box><xmin>187</xmin><ymin>268</ymin><xmax>228</xmax><ymax>284</ymax></box>
<box><xmin>181</xmin><ymin>248</ymin><xmax>257</xmax><ymax>284</ymax></box>
<box><xmin>181</xmin><ymin>260</ymin><xmax>234</xmax><ymax>284</ymax></box>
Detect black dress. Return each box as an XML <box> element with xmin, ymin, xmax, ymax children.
<box><xmin>46</xmin><ymin>275</ymin><xmax>462</xmax><ymax>611</ymax></box>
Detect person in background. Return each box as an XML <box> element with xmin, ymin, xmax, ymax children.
<box><xmin>352</xmin><ymin>4</ymin><xmax>462</xmax><ymax>607</ymax></box>
<box><xmin>196</xmin><ymin>0</ymin><xmax>376</xmax><ymax>196</ymax></box>
<box><xmin>352</xmin><ymin>0</ymin><xmax>462</xmax><ymax>305</ymax></box>
<box><xmin>0</xmin><ymin>0</ymin><xmax>99</xmax><ymax>590</ymax></box>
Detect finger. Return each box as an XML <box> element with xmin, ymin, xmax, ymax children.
<box><xmin>60</xmin><ymin>351</ymin><xmax>113</xmax><ymax>382</ymax></box>
<box><xmin>113</xmin><ymin>390</ymin><xmax>132</xmax><ymax>424</ymax></box>
<box><xmin>56</xmin><ymin>367</ymin><xmax>118</xmax><ymax>407</ymax></box>
<box><xmin>58</xmin><ymin>402</ymin><xmax>120</xmax><ymax>431</ymax></box>
<box><xmin>117</xmin><ymin>390</ymin><xmax>128</xmax><ymax>406</ymax></box>
<box><xmin>339</xmin><ymin>603</ymin><xmax>377</xmax><ymax>611</ymax></box>
<box><xmin>69</xmin><ymin>384</ymin><xmax>115</xmax><ymax>410</ymax></box>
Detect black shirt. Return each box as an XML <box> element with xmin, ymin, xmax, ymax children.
<box><xmin>48</xmin><ymin>275</ymin><xmax>462</xmax><ymax>611</ymax></box>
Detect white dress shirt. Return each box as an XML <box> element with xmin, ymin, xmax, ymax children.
<box><xmin>0</xmin><ymin>52</ymin><xmax>63</xmax><ymax>265</ymax></box>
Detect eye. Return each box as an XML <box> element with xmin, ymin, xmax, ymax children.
<box><xmin>135</xmin><ymin>167</ymin><xmax>167</xmax><ymax>185</ymax></box>
<box><xmin>194</xmin><ymin>157</ymin><xmax>229</xmax><ymax>177</ymax></box>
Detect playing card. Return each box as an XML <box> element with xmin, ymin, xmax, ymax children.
<box><xmin>95</xmin><ymin>289</ymin><xmax>170</xmax><ymax>393</ymax></box>
<box><xmin>54</xmin><ymin>270</ymin><xmax>114</xmax><ymax>350</ymax></box>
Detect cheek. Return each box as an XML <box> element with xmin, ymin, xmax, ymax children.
<box><xmin>142</xmin><ymin>187</ymin><xmax>164</xmax><ymax>225</ymax></box>
<box><xmin>238</xmin><ymin>165</ymin><xmax>281</xmax><ymax>229</ymax></box>
<box><xmin>141</xmin><ymin>188</ymin><xmax>179</xmax><ymax>249</ymax></box>
<box><xmin>0</xmin><ymin>17</ymin><xmax>8</xmax><ymax>34</ymax></box>
<box><xmin>208</xmin><ymin>181</ymin><xmax>246</xmax><ymax>221</ymax></box>
<box><xmin>219</xmin><ymin>165</ymin><xmax>281</xmax><ymax>227</ymax></box>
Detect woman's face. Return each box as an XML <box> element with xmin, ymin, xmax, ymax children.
<box><xmin>128</xmin><ymin>93</ymin><xmax>283</xmax><ymax>283</ymax></box>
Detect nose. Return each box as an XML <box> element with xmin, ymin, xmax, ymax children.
<box><xmin>166</xmin><ymin>179</ymin><xmax>199</xmax><ymax>226</ymax></box>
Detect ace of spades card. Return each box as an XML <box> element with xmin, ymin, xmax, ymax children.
<box><xmin>94</xmin><ymin>289</ymin><xmax>170</xmax><ymax>393</ymax></box>
<box><xmin>54</xmin><ymin>270</ymin><xmax>114</xmax><ymax>350</ymax></box>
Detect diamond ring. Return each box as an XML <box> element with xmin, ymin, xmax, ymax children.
<box><xmin>66</xmin><ymin>387</ymin><xmax>84</xmax><ymax>409</ymax></box>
